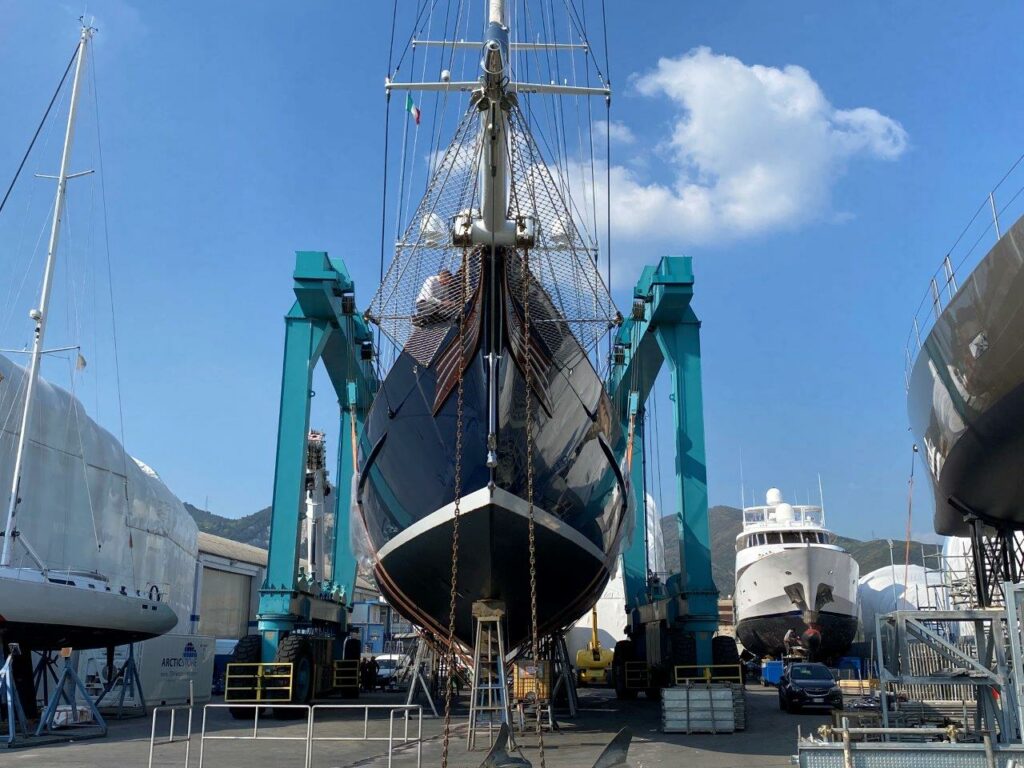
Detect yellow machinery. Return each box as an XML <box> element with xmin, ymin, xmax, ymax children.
<box><xmin>576</xmin><ymin>607</ymin><xmax>614</xmax><ymax>685</ymax></box>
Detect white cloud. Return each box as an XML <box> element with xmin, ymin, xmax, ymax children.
<box><xmin>594</xmin><ymin>120</ymin><xmax>636</xmax><ymax>145</ymax></box>
<box><xmin>603</xmin><ymin>47</ymin><xmax>907</xmax><ymax>248</ymax></box>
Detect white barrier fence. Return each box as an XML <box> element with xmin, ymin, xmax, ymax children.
<box><xmin>147</xmin><ymin>705</ymin><xmax>194</xmax><ymax>768</ymax></box>
<box><xmin>182</xmin><ymin>703</ymin><xmax>423</xmax><ymax>768</ymax></box>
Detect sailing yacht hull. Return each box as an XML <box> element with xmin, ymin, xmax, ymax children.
<box><xmin>907</xmin><ymin>215</ymin><xmax>1024</xmax><ymax>535</ymax></box>
<box><xmin>358</xmin><ymin>256</ymin><xmax>629</xmax><ymax>648</ymax></box>
<box><xmin>0</xmin><ymin>355</ymin><xmax>196</xmax><ymax>651</ymax></box>
<box><xmin>373</xmin><ymin>488</ymin><xmax>614</xmax><ymax>646</ymax></box>
<box><xmin>0</xmin><ymin>567</ymin><xmax>177</xmax><ymax>649</ymax></box>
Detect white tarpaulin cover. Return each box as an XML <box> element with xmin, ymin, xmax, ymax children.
<box><xmin>858</xmin><ymin>564</ymin><xmax>942</xmax><ymax>641</ymax></box>
<box><xmin>0</xmin><ymin>354</ymin><xmax>198</xmax><ymax>631</ymax></box>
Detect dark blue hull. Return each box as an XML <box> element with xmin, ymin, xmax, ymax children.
<box><xmin>357</xmin><ymin>249</ymin><xmax>629</xmax><ymax>647</ymax></box>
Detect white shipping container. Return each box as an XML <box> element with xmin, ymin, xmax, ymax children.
<box><xmin>79</xmin><ymin>633</ymin><xmax>215</xmax><ymax>706</ymax></box>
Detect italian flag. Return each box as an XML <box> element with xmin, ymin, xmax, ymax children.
<box><xmin>405</xmin><ymin>93</ymin><xmax>421</xmax><ymax>125</ymax></box>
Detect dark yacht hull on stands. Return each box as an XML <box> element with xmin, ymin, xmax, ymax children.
<box><xmin>908</xmin><ymin>215</ymin><xmax>1024</xmax><ymax>536</ymax></box>
<box><xmin>357</xmin><ymin>250</ymin><xmax>630</xmax><ymax>647</ymax></box>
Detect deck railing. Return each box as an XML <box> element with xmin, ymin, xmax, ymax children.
<box><xmin>904</xmin><ymin>153</ymin><xmax>1024</xmax><ymax>389</ymax></box>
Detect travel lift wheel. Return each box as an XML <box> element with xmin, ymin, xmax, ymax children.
<box><xmin>273</xmin><ymin>634</ymin><xmax>314</xmax><ymax>719</ymax></box>
<box><xmin>612</xmin><ymin>640</ymin><xmax>637</xmax><ymax>700</ymax></box>
<box><xmin>228</xmin><ymin>635</ymin><xmax>264</xmax><ymax>720</ymax></box>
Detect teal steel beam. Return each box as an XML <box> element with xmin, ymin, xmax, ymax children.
<box><xmin>653</xmin><ymin>299</ymin><xmax>718</xmax><ymax>664</ymax></box>
<box><xmin>260</xmin><ymin>315</ymin><xmax>326</xmax><ymax>659</ymax></box>
<box><xmin>331</xmin><ymin>381</ymin><xmax>360</xmax><ymax>605</ymax></box>
<box><xmin>621</xmin><ymin>394</ymin><xmax>647</xmax><ymax>609</ymax></box>
<box><xmin>607</xmin><ymin>256</ymin><xmax>718</xmax><ymax>666</ymax></box>
<box><xmin>258</xmin><ymin>251</ymin><xmax>379</xmax><ymax>661</ymax></box>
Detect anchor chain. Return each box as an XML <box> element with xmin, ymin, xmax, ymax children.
<box><xmin>522</xmin><ymin>250</ymin><xmax>546</xmax><ymax>768</ymax></box>
<box><xmin>440</xmin><ymin>249</ymin><xmax>469</xmax><ymax>768</ymax></box>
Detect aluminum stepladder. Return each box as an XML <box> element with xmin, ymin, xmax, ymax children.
<box><xmin>467</xmin><ymin>600</ymin><xmax>513</xmax><ymax>750</ymax></box>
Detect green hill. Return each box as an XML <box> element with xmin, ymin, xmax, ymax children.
<box><xmin>186</xmin><ymin>502</ymin><xmax>941</xmax><ymax>595</ymax></box>
<box><xmin>185</xmin><ymin>503</ymin><xmax>272</xmax><ymax>549</ymax></box>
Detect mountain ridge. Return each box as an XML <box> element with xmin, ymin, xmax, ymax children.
<box><xmin>661</xmin><ymin>505</ymin><xmax>942</xmax><ymax>596</ymax></box>
<box><xmin>186</xmin><ymin>502</ymin><xmax>942</xmax><ymax>596</ymax></box>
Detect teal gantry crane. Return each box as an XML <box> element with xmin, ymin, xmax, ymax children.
<box><xmin>607</xmin><ymin>256</ymin><xmax>726</xmax><ymax>698</ymax></box>
<box><xmin>227</xmin><ymin>252</ymin><xmax>725</xmax><ymax>711</ymax></box>
<box><xmin>226</xmin><ymin>252</ymin><xmax>378</xmax><ymax>712</ymax></box>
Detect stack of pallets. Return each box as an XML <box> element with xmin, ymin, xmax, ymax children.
<box><xmin>662</xmin><ymin>683</ymin><xmax>745</xmax><ymax>734</ymax></box>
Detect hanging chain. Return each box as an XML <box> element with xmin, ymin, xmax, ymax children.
<box><xmin>522</xmin><ymin>251</ymin><xmax>546</xmax><ymax>768</ymax></box>
<box><xmin>440</xmin><ymin>249</ymin><xmax>469</xmax><ymax>768</ymax></box>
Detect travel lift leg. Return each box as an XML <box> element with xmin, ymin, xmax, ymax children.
<box><xmin>608</xmin><ymin>256</ymin><xmax>721</xmax><ymax>695</ymax></box>
<box><xmin>232</xmin><ymin>252</ymin><xmax>376</xmax><ymax>712</ymax></box>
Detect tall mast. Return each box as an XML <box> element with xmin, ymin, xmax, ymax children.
<box><xmin>1</xmin><ymin>23</ymin><xmax>94</xmax><ymax>568</ymax></box>
<box><xmin>474</xmin><ymin>0</ymin><xmax>514</xmax><ymax>245</ymax></box>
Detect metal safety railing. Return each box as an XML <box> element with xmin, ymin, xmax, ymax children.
<box><xmin>310</xmin><ymin>704</ymin><xmax>423</xmax><ymax>768</ymax></box>
<box><xmin>332</xmin><ymin>659</ymin><xmax>359</xmax><ymax>689</ymax></box>
<box><xmin>224</xmin><ymin>662</ymin><xmax>294</xmax><ymax>703</ymax></box>
<box><xmin>198</xmin><ymin>704</ymin><xmax>312</xmax><ymax>768</ymax></box>
<box><xmin>623</xmin><ymin>661</ymin><xmax>650</xmax><ymax>689</ymax></box>
<box><xmin>673</xmin><ymin>663</ymin><xmax>744</xmax><ymax>686</ymax></box>
<box><xmin>196</xmin><ymin>702</ymin><xmax>424</xmax><ymax>768</ymax></box>
<box><xmin>147</xmin><ymin>704</ymin><xmax>194</xmax><ymax>768</ymax></box>
<box><xmin>904</xmin><ymin>153</ymin><xmax>1024</xmax><ymax>389</ymax></box>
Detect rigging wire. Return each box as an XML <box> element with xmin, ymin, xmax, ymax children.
<box><xmin>0</xmin><ymin>43</ymin><xmax>80</xmax><ymax>219</ymax></box>
<box><xmin>393</xmin><ymin>43</ymin><xmax>417</xmax><ymax>241</ymax></box>
<box><xmin>91</xmin><ymin>41</ymin><xmax>138</xmax><ymax>584</ymax></box>
<box><xmin>380</xmin><ymin>0</ymin><xmax>400</xmax><ymax>285</ymax></box>
<box><xmin>602</xmin><ymin>0</ymin><xmax>612</xmax><ymax>330</ymax></box>
<box><xmin>422</xmin><ymin>0</ymin><xmax>454</xmax><ymax>179</ymax></box>
<box><xmin>903</xmin><ymin>444</ymin><xmax>918</xmax><ymax>588</ymax></box>
<box><xmin>390</xmin><ymin>0</ymin><xmax>440</xmax><ymax>78</ymax></box>
<box><xmin>605</xmin><ymin>96</ymin><xmax>611</xmax><ymax>359</ymax></box>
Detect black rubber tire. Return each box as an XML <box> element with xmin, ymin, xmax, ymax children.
<box><xmin>668</xmin><ymin>631</ymin><xmax>697</xmax><ymax>667</ymax></box>
<box><xmin>778</xmin><ymin>693</ymin><xmax>786</xmax><ymax>711</ymax></box>
<box><xmin>788</xmin><ymin>701</ymin><xmax>801</xmax><ymax>714</ymax></box>
<box><xmin>228</xmin><ymin>635</ymin><xmax>264</xmax><ymax>720</ymax></box>
<box><xmin>612</xmin><ymin>640</ymin><xmax>637</xmax><ymax>700</ymax></box>
<box><xmin>274</xmin><ymin>635</ymin><xmax>314</xmax><ymax>719</ymax></box>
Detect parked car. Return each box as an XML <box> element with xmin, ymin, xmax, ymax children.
<box><xmin>375</xmin><ymin>653</ymin><xmax>408</xmax><ymax>690</ymax></box>
<box><xmin>778</xmin><ymin>662</ymin><xmax>842</xmax><ymax>712</ymax></box>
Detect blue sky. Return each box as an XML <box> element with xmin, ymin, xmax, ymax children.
<box><xmin>2</xmin><ymin>1</ymin><xmax>1022</xmax><ymax>544</ymax></box>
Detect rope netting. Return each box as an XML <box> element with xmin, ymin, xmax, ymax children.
<box><xmin>368</xmin><ymin>104</ymin><xmax>484</xmax><ymax>367</ymax></box>
<box><xmin>367</xmin><ymin>99</ymin><xmax>617</xmax><ymax>368</ymax></box>
<box><xmin>506</xmin><ymin>102</ymin><xmax>616</xmax><ymax>357</ymax></box>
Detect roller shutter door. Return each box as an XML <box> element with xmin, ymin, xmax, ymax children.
<box><xmin>199</xmin><ymin>567</ymin><xmax>251</xmax><ymax>639</ymax></box>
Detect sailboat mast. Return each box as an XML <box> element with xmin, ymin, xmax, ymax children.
<box><xmin>1</xmin><ymin>24</ymin><xmax>94</xmax><ymax>568</ymax></box>
<box><xmin>475</xmin><ymin>0</ymin><xmax>513</xmax><ymax>245</ymax></box>
<box><xmin>488</xmin><ymin>0</ymin><xmax>504</xmax><ymax>24</ymax></box>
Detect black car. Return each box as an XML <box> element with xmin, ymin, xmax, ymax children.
<box><xmin>778</xmin><ymin>662</ymin><xmax>842</xmax><ymax>713</ymax></box>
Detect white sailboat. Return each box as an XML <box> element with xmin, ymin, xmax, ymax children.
<box><xmin>0</xmin><ymin>24</ymin><xmax>195</xmax><ymax>665</ymax></box>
